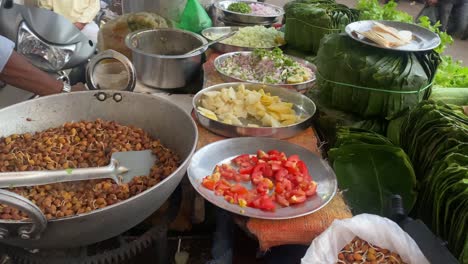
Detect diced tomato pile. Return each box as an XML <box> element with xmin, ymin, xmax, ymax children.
<box><xmin>201</xmin><ymin>149</ymin><xmax>318</xmax><ymax>211</ymax></box>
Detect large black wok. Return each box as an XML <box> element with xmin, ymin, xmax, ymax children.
<box><xmin>0</xmin><ymin>91</ymin><xmax>198</xmax><ymax>249</ymax></box>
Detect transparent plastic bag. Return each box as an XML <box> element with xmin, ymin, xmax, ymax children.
<box><xmin>301</xmin><ymin>214</ymin><xmax>429</xmax><ymax>264</ymax></box>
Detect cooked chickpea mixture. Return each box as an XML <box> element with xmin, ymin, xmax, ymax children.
<box><xmin>0</xmin><ymin>119</ymin><xmax>179</xmax><ymax>220</ymax></box>
<box><xmin>337</xmin><ymin>237</ymin><xmax>407</xmax><ymax>264</ymax></box>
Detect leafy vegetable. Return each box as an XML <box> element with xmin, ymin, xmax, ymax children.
<box><xmin>392</xmin><ymin>100</ymin><xmax>468</xmax><ymax>261</ymax></box>
<box><xmin>328</xmin><ymin>127</ymin><xmax>417</xmax><ymax>215</ymax></box>
<box><xmin>434</xmin><ymin>56</ymin><xmax>468</xmax><ymax>88</ymax></box>
<box><xmin>357</xmin><ymin>0</ymin><xmax>412</xmax><ymax>23</ymax></box>
<box><xmin>227</xmin><ymin>2</ymin><xmax>252</xmax><ymax>14</ymax></box>
<box><xmin>315</xmin><ymin>33</ymin><xmax>440</xmax><ymax>119</ymax></box>
<box><xmin>284</xmin><ymin>0</ymin><xmax>359</xmax><ymax>54</ymax></box>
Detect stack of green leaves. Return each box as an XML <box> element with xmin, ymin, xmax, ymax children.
<box><xmin>395</xmin><ymin>100</ymin><xmax>468</xmax><ymax>262</ymax></box>
<box><xmin>315</xmin><ymin>33</ymin><xmax>440</xmax><ymax>119</ymax></box>
<box><xmin>284</xmin><ymin>0</ymin><xmax>358</xmax><ymax>54</ymax></box>
<box><xmin>328</xmin><ymin>127</ymin><xmax>417</xmax><ymax>216</ymax></box>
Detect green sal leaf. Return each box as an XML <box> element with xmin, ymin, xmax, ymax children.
<box><xmin>65</xmin><ymin>168</ymin><xmax>73</xmax><ymax>175</ymax></box>
<box><xmin>328</xmin><ymin>130</ymin><xmax>417</xmax><ymax>215</ymax></box>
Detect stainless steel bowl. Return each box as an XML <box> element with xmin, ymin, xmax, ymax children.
<box><xmin>125</xmin><ymin>29</ymin><xmax>208</xmax><ymax>89</ymax></box>
<box><xmin>214</xmin><ymin>52</ymin><xmax>317</xmax><ymax>92</ymax></box>
<box><xmin>215</xmin><ymin>0</ymin><xmax>284</xmax><ymax>24</ymax></box>
<box><xmin>201</xmin><ymin>26</ymin><xmax>286</xmax><ymax>53</ymax></box>
<box><xmin>193</xmin><ymin>82</ymin><xmax>316</xmax><ymax>139</ymax></box>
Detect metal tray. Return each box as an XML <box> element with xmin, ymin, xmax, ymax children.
<box><xmin>345</xmin><ymin>20</ymin><xmax>441</xmax><ymax>52</ymax></box>
<box><xmin>201</xmin><ymin>27</ymin><xmax>286</xmax><ymax>53</ymax></box>
<box><xmin>214</xmin><ymin>52</ymin><xmax>316</xmax><ymax>91</ymax></box>
<box><xmin>215</xmin><ymin>0</ymin><xmax>284</xmax><ymax>24</ymax></box>
<box><xmin>187</xmin><ymin>137</ymin><xmax>337</xmax><ymax>220</ymax></box>
<box><xmin>193</xmin><ymin>82</ymin><xmax>316</xmax><ymax>139</ymax></box>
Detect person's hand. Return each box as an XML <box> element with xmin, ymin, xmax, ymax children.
<box><xmin>427</xmin><ymin>0</ymin><xmax>438</xmax><ymax>6</ymax></box>
<box><xmin>74</xmin><ymin>22</ymin><xmax>87</xmax><ymax>30</ymax></box>
<box><xmin>71</xmin><ymin>82</ymin><xmax>88</xmax><ymax>92</ymax></box>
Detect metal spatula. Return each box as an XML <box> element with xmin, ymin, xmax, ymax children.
<box><xmin>0</xmin><ymin>150</ymin><xmax>156</xmax><ymax>188</ymax></box>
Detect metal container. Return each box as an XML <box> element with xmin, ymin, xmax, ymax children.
<box><xmin>193</xmin><ymin>82</ymin><xmax>316</xmax><ymax>139</ymax></box>
<box><xmin>125</xmin><ymin>29</ymin><xmax>208</xmax><ymax>89</ymax></box>
<box><xmin>188</xmin><ymin>137</ymin><xmax>337</xmax><ymax>219</ymax></box>
<box><xmin>214</xmin><ymin>52</ymin><xmax>317</xmax><ymax>92</ymax></box>
<box><xmin>214</xmin><ymin>0</ymin><xmax>284</xmax><ymax>24</ymax></box>
<box><xmin>0</xmin><ymin>91</ymin><xmax>198</xmax><ymax>249</ymax></box>
<box><xmin>201</xmin><ymin>26</ymin><xmax>285</xmax><ymax>53</ymax></box>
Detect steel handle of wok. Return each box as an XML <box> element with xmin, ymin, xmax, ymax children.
<box><xmin>0</xmin><ymin>159</ymin><xmax>124</xmax><ymax>189</ymax></box>
<box><xmin>86</xmin><ymin>49</ymin><xmax>136</xmax><ymax>91</ymax></box>
<box><xmin>0</xmin><ymin>189</ymin><xmax>47</xmax><ymax>240</ymax></box>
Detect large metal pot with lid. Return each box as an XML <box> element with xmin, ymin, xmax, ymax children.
<box><xmin>0</xmin><ymin>91</ymin><xmax>198</xmax><ymax>249</ymax></box>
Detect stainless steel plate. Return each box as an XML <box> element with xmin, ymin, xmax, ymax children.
<box><xmin>215</xmin><ymin>0</ymin><xmax>284</xmax><ymax>24</ymax></box>
<box><xmin>187</xmin><ymin>137</ymin><xmax>337</xmax><ymax>220</ymax></box>
<box><xmin>214</xmin><ymin>52</ymin><xmax>316</xmax><ymax>91</ymax></box>
<box><xmin>345</xmin><ymin>20</ymin><xmax>441</xmax><ymax>52</ymax></box>
<box><xmin>193</xmin><ymin>82</ymin><xmax>316</xmax><ymax>139</ymax></box>
<box><xmin>201</xmin><ymin>27</ymin><xmax>286</xmax><ymax>53</ymax></box>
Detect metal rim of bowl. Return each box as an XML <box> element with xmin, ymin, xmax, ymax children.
<box><xmin>192</xmin><ymin>82</ymin><xmax>317</xmax><ymax>137</ymax></box>
<box><xmin>213</xmin><ymin>51</ymin><xmax>317</xmax><ymax>89</ymax></box>
<box><xmin>201</xmin><ymin>26</ymin><xmax>286</xmax><ymax>51</ymax></box>
<box><xmin>215</xmin><ymin>0</ymin><xmax>285</xmax><ymax>18</ymax></box>
<box><xmin>125</xmin><ymin>28</ymin><xmax>208</xmax><ymax>59</ymax></box>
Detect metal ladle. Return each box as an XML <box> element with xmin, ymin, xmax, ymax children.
<box><xmin>185</xmin><ymin>30</ymin><xmax>238</xmax><ymax>55</ymax></box>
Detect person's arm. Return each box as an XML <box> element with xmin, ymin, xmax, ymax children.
<box><xmin>0</xmin><ymin>51</ymin><xmax>63</xmax><ymax>95</ymax></box>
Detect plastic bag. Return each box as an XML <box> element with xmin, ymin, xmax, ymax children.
<box><xmin>301</xmin><ymin>214</ymin><xmax>429</xmax><ymax>264</ymax></box>
<box><xmin>178</xmin><ymin>0</ymin><xmax>212</xmax><ymax>33</ymax></box>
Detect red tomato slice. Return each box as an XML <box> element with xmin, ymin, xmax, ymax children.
<box><xmin>257</xmin><ymin>150</ymin><xmax>269</xmax><ymax>159</ymax></box>
<box><xmin>239</xmin><ymin>165</ymin><xmax>254</xmax><ymax>174</ymax></box>
<box><xmin>230</xmin><ymin>184</ymin><xmax>248</xmax><ymax>195</ymax></box>
<box><xmin>289</xmin><ymin>194</ymin><xmax>306</xmax><ymax>204</ymax></box>
<box><xmin>275</xmin><ymin>182</ymin><xmax>285</xmax><ymax>194</ymax></box>
<box><xmin>287</xmin><ymin>154</ymin><xmax>300</xmax><ymax>163</ymax></box>
<box><xmin>297</xmin><ymin>160</ymin><xmax>312</xmax><ymax>180</ymax></box>
<box><xmin>275</xmin><ymin>194</ymin><xmax>290</xmax><ymax>207</ymax></box>
<box><xmin>291</xmin><ymin>188</ymin><xmax>306</xmax><ymax>197</ymax></box>
<box><xmin>238</xmin><ymin>173</ymin><xmax>250</xmax><ymax>182</ymax></box>
<box><xmin>202</xmin><ymin>178</ymin><xmax>216</xmax><ymax>190</ymax></box>
<box><xmin>263</xmin><ymin>164</ymin><xmax>273</xmax><ymax>178</ymax></box>
<box><xmin>274</xmin><ymin>168</ymin><xmax>288</xmax><ymax>181</ymax></box>
<box><xmin>305</xmin><ymin>181</ymin><xmax>318</xmax><ymax>196</ymax></box>
<box><xmin>232</xmin><ymin>154</ymin><xmax>251</xmax><ymax>165</ymax></box>
<box><xmin>259</xmin><ymin>195</ymin><xmax>276</xmax><ymax>211</ymax></box>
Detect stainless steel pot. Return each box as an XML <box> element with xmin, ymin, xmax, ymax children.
<box><xmin>0</xmin><ymin>91</ymin><xmax>198</xmax><ymax>249</ymax></box>
<box><xmin>125</xmin><ymin>29</ymin><xmax>208</xmax><ymax>89</ymax></box>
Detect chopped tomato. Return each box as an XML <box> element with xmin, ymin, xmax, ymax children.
<box><xmin>263</xmin><ymin>164</ymin><xmax>273</xmax><ymax>178</ymax></box>
<box><xmin>232</xmin><ymin>154</ymin><xmax>251</xmax><ymax>165</ymax></box>
<box><xmin>274</xmin><ymin>168</ymin><xmax>288</xmax><ymax>181</ymax></box>
<box><xmin>257</xmin><ymin>150</ymin><xmax>269</xmax><ymax>159</ymax></box>
<box><xmin>304</xmin><ymin>181</ymin><xmax>317</xmax><ymax>196</ymax></box>
<box><xmin>275</xmin><ymin>194</ymin><xmax>290</xmax><ymax>207</ymax></box>
<box><xmin>275</xmin><ymin>182</ymin><xmax>285</xmax><ymax>194</ymax></box>
<box><xmin>201</xmin><ymin>149</ymin><xmax>318</xmax><ymax>211</ymax></box>
<box><xmin>202</xmin><ymin>178</ymin><xmax>216</xmax><ymax>190</ymax></box>
<box><xmin>259</xmin><ymin>195</ymin><xmax>276</xmax><ymax>211</ymax></box>
<box><xmin>230</xmin><ymin>184</ymin><xmax>248</xmax><ymax>195</ymax></box>
<box><xmin>289</xmin><ymin>194</ymin><xmax>306</xmax><ymax>204</ymax></box>
<box><xmin>297</xmin><ymin>161</ymin><xmax>311</xmax><ymax>179</ymax></box>
<box><xmin>239</xmin><ymin>165</ymin><xmax>254</xmax><ymax>174</ymax></box>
